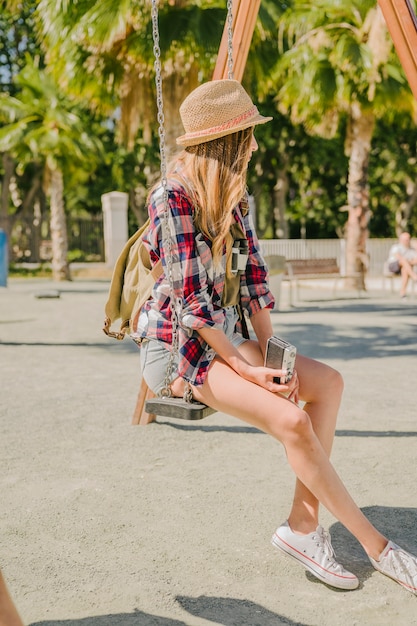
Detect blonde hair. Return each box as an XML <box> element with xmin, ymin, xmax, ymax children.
<box><xmin>170</xmin><ymin>127</ymin><xmax>253</xmax><ymax>274</ymax></box>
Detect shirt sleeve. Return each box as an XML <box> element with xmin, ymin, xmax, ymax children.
<box><xmin>147</xmin><ymin>185</ymin><xmax>225</xmax><ymax>332</ymax></box>
<box><xmin>388</xmin><ymin>244</ymin><xmax>398</xmax><ymax>262</ymax></box>
<box><xmin>240</xmin><ymin>209</ymin><xmax>275</xmax><ymax>316</ymax></box>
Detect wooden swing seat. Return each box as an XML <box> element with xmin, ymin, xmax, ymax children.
<box><xmin>132</xmin><ymin>378</ymin><xmax>216</xmax><ymax>425</ymax></box>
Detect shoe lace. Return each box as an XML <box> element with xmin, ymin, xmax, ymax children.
<box><xmin>390</xmin><ymin>548</ymin><xmax>417</xmax><ymax>586</ymax></box>
<box><xmin>314</xmin><ymin>527</ymin><xmax>340</xmax><ymax>570</ymax></box>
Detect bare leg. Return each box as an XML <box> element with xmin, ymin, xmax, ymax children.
<box><xmin>230</xmin><ymin>343</ymin><xmax>342</xmax><ymax>534</ymax></box>
<box><xmin>0</xmin><ymin>572</ymin><xmax>24</xmax><ymax>626</ymax></box>
<box><xmin>286</xmin><ymin>353</ymin><xmax>343</xmax><ymax>534</ymax></box>
<box><xmin>177</xmin><ymin>344</ymin><xmax>387</xmax><ymax>560</ymax></box>
<box><xmin>399</xmin><ymin>259</ymin><xmax>417</xmax><ymax>296</ymax></box>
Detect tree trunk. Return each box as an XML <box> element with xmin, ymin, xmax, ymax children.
<box><xmin>273</xmin><ymin>168</ymin><xmax>289</xmax><ymax>239</ymax></box>
<box><xmin>395</xmin><ymin>178</ymin><xmax>417</xmax><ymax>235</ymax></box>
<box><xmin>0</xmin><ymin>152</ymin><xmax>14</xmax><ymax>243</ymax></box>
<box><xmin>49</xmin><ymin>166</ymin><xmax>71</xmax><ymax>281</ymax></box>
<box><xmin>162</xmin><ymin>58</ymin><xmax>199</xmax><ymax>159</ymax></box>
<box><xmin>343</xmin><ymin>5</ymin><xmax>389</xmax><ymax>289</ymax></box>
<box><xmin>344</xmin><ymin>103</ymin><xmax>375</xmax><ymax>290</ymax></box>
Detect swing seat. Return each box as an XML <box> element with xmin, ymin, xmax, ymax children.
<box><xmin>145</xmin><ymin>396</ymin><xmax>215</xmax><ymax>420</ymax></box>
<box><xmin>132</xmin><ymin>378</ymin><xmax>215</xmax><ymax>424</ymax></box>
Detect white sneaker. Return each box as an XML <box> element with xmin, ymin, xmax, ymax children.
<box><xmin>272</xmin><ymin>521</ymin><xmax>359</xmax><ymax>590</ymax></box>
<box><xmin>369</xmin><ymin>541</ymin><xmax>417</xmax><ymax>594</ymax></box>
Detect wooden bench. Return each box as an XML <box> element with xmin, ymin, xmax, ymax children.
<box><xmin>282</xmin><ymin>258</ymin><xmax>359</xmax><ymax>305</ymax></box>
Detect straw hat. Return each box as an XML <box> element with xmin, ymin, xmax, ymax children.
<box><xmin>176</xmin><ymin>79</ymin><xmax>272</xmax><ymax>147</ymax></box>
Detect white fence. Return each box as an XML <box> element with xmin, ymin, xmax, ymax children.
<box><xmin>259</xmin><ymin>238</ymin><xmax>397</xmax><ymax>276</ymax></box>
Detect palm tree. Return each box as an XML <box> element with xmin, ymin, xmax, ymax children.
<box><xmin>0</xmin><ymin>59</ymin><xmax>102</xmax><ymax>280</ymax></box>
<box><xmin>271</xmin><ymin>0</ymin><xmax>416</xmax><ymax>289</ymax></box>
<box><xmin>36</xmin><ymin>0</ymin><xmax>227</xmax><ymax>152</ymax></box>
<box><xmin>0</xmin><ymin>0</ymin><xmax>42</xmax><ymax>243</ymax></box>
<box><xmin>35</xmin><ymin>0</ymin><xmax>229</xmax><ymax>225</ymax></box>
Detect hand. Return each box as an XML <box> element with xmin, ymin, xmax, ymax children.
<box><xmin>241</xmin><ymin>364</ymin><xmax>299</xmax><ymax>403</ymax></box>
<box><xmin>263</xmin><ymin>367</ymin><xmax>299</xmax><ymax>404</ymax></box>
<box><xmin>269</xmin><ymin>368</ymin><xmax>299</xmax><ymax>404</ymax></box>
<box><xmin>285</xmin><ymin>369</ymin><xmax>299</xmax><ymax>404</ymax></box>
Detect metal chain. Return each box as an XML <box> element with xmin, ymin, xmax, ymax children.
<box><xmin>151</xmin><ymin>0</ymin><xmax>181</xmax><ymax>398</ymax></box>
<box><xmin>226</xmin><ymin>0</ymin><xmax>234</xmax><ymax>79</ymax></box>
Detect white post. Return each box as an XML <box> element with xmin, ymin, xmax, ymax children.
<box><xmin>101</xmin><ymin>191</ymin><xmax>129</xmax><ymax>267</ymax></box>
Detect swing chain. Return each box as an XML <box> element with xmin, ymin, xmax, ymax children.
<box><xmin>226</xmin><ymin>0</ymin><xmax>234</xmax><ymax>79</ymax></box>
<box><xmin>151</xmin><ymin>0</ymin><xmax>181</xmax><ymax>398</ymax></box>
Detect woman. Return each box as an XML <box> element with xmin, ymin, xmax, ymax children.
<box><xmin>135</xmin><ymin>79</ymin><xmax>417</xmax><ymax>593</ymax></box>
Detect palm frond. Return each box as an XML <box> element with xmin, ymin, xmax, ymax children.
<box><xmin>0</xmin><ymin>120</ymin><xmax>28</xmax><ymax>151</ymax></box>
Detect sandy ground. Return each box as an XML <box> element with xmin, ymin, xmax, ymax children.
<box><xmin>1</xmin><ymin>276</ymin><xmax>417</xmax><ymax>626</ymax></box>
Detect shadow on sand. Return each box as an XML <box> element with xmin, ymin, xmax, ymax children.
<box><xmin>30</xmin><ymin>598</ymin><xmax>311</xmax><ymax>626</ymax></box>
<box><xmin>328</xmin><ymin>504</ymin><xmax>417</xmax><ymax>583</ymax></box>
<box><xmin>30</xmin><ymin>506</ymin><xmax>417</xmax><ymax>625</ymax></box>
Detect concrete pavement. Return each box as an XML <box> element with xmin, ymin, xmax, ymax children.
<box><xmin>1</xmin><ymin>276</ymin><xmax>417</xmax><ymax>625</ymax></box>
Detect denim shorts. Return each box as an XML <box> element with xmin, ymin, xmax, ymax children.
<box><xmin>140</xmin><ymin>306</ymin><xmax>247</xmax><ymax>394</ymax></box>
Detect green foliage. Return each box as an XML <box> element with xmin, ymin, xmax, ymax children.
<box><xmin>0</xmin><ymin>57</ymin><xmax>104</xmax><ymax>173</ymax></box>
<box><xmin>1</xmin><ymin>0</ymin><xmax>417</xmax><ymax>252</ymax></box>
<box><xmin>35</xmin><ymin>0</ymin><xmax>226</xmax><ymax>109</ymax></box>
<box><xmin>8</xmin><ymin>262</ymin><xmax>52</xmax><ymax>277</ymax></box>
<box><xmin>0</xmin><ymin>0</ymin><xmax>43</xmax><ymax>96</ymax></box>
<box><xmin>66</xmin><ymin>248</ymin><xmax>102</xmax><ymax>263</ymax></box>
<box><xmin>369</xmin><ymin>115</ymin><xmax>417</xmax><ymax>237</ymax></box>
<box><xmin>156</xmin><ymin>5</ymin><xmax>225</xmax><ymax>59</ymax></box>
<box><xmin>273</xmin><ymin>0</ymin><xmax>413</xmax><ymax>130</ymax></box>
<box><xmin>248</xmin><ymin>97</ymin><xmax>348</xmax><ymax>239</ymax></box>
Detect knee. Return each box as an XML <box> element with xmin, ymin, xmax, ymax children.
<box><xmin>315</xmin><ymin>365</ymin><xmax>344</xmax><ymax>399</ymax></box>
<box><xmin>328</xmin><ymin>366</ymin><xmax>344</xmax><ymax>395</ymax></box>
<box><xmin>275</xmin><ymin>407</ymin><xmax>314</xmax><ymax>445</ymax></box>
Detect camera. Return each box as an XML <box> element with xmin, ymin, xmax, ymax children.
<box><xmin>264</xmin><ymin>336</ymin><xmax>297</xmax><ymax>384</ymax></box>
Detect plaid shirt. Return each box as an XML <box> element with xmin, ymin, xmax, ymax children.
<box><xmin>135</xmin><ymin>181</ymin><xmax>274</xmax><ymax>386</ymax></box>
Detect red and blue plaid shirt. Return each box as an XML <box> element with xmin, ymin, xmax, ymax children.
<box><xmin>135</xmin><ymin>181</ymin><xmax>274</xmax><ymax>386</ymax></box>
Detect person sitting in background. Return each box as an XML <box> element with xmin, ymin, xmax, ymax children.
<box><xmin>387</xmin><ymin>232</ymin><xmax>417</xmax><ymax>298</ymax></box>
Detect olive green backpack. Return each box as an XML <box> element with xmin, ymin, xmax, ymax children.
<box><xmin>103</xmin><ymin>218</ymin><xmax>163</xmax><ymax>340</ymax></box>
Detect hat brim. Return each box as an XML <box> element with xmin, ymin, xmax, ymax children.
<box><xmin>176</xmin><ymin>113</ymin><xmax>272</xmax><ymax>147</ymax></box>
